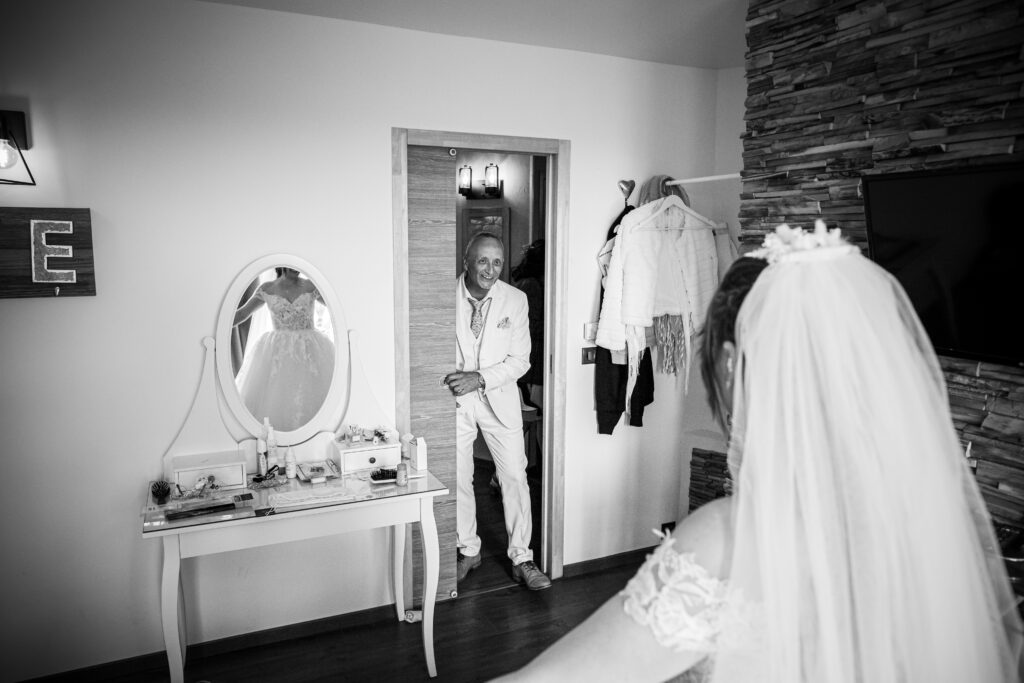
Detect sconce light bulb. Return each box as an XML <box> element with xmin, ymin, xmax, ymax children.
<box><xmin>0</xmin><ymin>139</ymin><xmax>19</xmax><ymax>170</ymax></box>
<box><xmin>458</xmin><ymin>165</ymin><xmax>472</xmax><ymax>191</ymax></box>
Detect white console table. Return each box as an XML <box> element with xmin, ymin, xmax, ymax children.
<box><xmin>141</xmin><ymin>470</ymin><xmax>447</xmax><ymax>682</ymax></box>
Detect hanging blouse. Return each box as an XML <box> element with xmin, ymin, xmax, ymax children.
<box><xmin>595</xmin><ymin>196</ymin><xmax>719</xmax><ymax>403</ymax></box>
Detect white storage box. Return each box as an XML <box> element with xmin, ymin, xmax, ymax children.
<box><xmin>334</xmin><ymin>440</ymin><xmax>400</xmax><ymax>473</ymax></box>
<box><xmin>170</xmin><ymin>450</ymin><xmax>247</xmax><ymax>490</ymax></box>
<box><xmin>409</xmin><ymin>436</ymin><xmax>428</xmax><ymax>471</ymax></box>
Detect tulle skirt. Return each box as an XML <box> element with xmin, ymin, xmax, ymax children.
<box><xmin>237</xmin><ymin>329</ymin><xmax>335</xmax><ymax>432</ymax></box>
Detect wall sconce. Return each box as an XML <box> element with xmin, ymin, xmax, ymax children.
<box><xmin>0</xmin><ymin>110</ymin><xmax>36</xmax><ymax>186</ymax></box>
<box><xmin>484</xmin><ymin>163</ymin><xmax>500</xmax><ymax>197</ymax></box>
<box><xmin>458</xmin><ymin>164</ymin><xmax>473</xmax><ymax>197</ymax></box>
<box><xmin>457</xmin><ymin>162</ymin><xmax>502</xmax><ymax>200</ymax></box>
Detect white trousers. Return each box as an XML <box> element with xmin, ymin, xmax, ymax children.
<box><xmin>456</xmin><ymin>393</ymin><xmax>533</xmax><ymax>564</ymax></box>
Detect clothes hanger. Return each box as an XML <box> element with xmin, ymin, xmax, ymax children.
<box><xmin>634</xmin><ymin>193</ymin><xmax>717</xmax><ymax>231</ymax></box>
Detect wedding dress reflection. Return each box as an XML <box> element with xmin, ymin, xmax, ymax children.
<box><xmin>234</xmin><ymin>268</ymin><xmax>336</xmax><ymax>432</ymax></box>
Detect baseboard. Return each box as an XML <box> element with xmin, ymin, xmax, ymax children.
<box><xmin>562</xmin><ymin>545</ymin><xmax>654</xmax><ymax>579</ymax></box>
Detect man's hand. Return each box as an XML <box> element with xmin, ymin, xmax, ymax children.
<box><xmin>443</xmin><ymin>371</ymin><xmax>483</xmax><ymax>397</ymax></box>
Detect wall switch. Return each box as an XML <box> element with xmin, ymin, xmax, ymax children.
<box><xmin>583</xmin><ymin>322</ymin><xmax>598</xmax><ymax>342</ymax></box>
<box><xmin>582</xmin><ymin>347</ymin><xmax>597</xmax><ymax>364</ymax></box>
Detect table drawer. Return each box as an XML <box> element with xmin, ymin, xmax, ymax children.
<box><xmin>335</xmin><ymin>441</ymin><xmax>400</xmax><ymax>472</ymax></box>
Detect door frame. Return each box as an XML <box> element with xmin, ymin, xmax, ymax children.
<box><xmin>392</xmin><ymin>128</ymin><xmax>570</xmax><ymax>579</ymax></box>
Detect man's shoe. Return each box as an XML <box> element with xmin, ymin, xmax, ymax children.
<box><xmin>457</xmin><ymin>553</ymin><xmax>482</xmax><ymax>581</ymax></box>
<box><xmin>512</xmin><ymin>561</ymin><xmax>551</xmax><ymax>590</ymax></box>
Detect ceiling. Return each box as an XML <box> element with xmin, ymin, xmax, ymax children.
<box><xmin>197</xmin><ymin>0</ymin><xmax>749</xmax><ymax>69</ymax></box>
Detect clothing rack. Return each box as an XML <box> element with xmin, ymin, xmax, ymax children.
<box><xmin>665</xmin><ymin>170</ymin><xmax>789</xmax><ymax>186</ymax></box>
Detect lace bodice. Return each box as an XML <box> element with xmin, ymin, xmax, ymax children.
<box><xmin>260</xmin><ymin>290</ymin><xmax>316</xmax><ymax>331</ymax></box>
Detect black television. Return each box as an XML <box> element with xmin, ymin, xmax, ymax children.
<box><xmin>862</xmin><ymin>162</ymin><xmax>1024</xmax><ymax>369</ymax></box>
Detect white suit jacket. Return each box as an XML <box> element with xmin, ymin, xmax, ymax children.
<box><xmin>455</xmin><ymin>276</ymin><xmax>530</xmax><ymax>429</ymax></box>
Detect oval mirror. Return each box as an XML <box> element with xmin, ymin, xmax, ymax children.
<box><xmin>215</xmin><ymin>254</ymin><xmax>349</xmax><ymax>446</ymax></box>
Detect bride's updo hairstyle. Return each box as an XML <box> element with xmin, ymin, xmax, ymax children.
<box><xmin>699</xmin><ymin>256</ymin><xmax>768</xmax><ymax>430</ymax></box>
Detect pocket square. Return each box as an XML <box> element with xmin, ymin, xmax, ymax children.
<box><xmin>497</xmin><ymin>317</ymin><xmax>511</xmax><ymax>329</ymax></box>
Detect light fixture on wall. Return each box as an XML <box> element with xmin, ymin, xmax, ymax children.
<box><xmin>457</xmin><ymin>162</ymin><xmax>502</xmax><ymax>200</ymax></box>
<box><xmin>0</xmin><ymin>110</ymin><xmax>36</xmax><ymax>186</ymax></box>
<box><xmin>484</xmin><ymin>163</ymin><xmax>500</xmax><ymax>197</ymax></box>
<box><xmin>458</xmin><ymin>164</ymin><xmax>473</xmax><ymax>197</ymax></box>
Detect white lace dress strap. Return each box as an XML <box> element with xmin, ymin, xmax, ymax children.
<box><xmin>620</xmin><ymin>532</ymin><xmax>728</xmax><ymax>653</ymax></box>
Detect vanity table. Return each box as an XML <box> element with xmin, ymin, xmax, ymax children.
<box><xmin>151</xmin><ymin>253</ymin><xmax>443</xmax><ymax>682</ymax></box>
<box><xmin>141</xmin><ymin>469</ymin><xmax>447</xmax><ymax>682</ymax></box>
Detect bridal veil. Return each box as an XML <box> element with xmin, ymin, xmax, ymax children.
<box><xmin>711</xmin><ymin>225</ymin><xmax>1022</xmax><ymax>682</ymax></box>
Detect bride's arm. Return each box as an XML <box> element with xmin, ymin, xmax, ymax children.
<box><xmin>233</xmin><ymin>287</ymin><xmax>266</xmax><ymax>326</ymax></box>
<box><xmin>492</xmin><ymin>498</ymin><xmax>733</xmax><ymax>683</ymax></box>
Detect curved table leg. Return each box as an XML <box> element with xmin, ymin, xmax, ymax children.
<box><xmin>419</xmin><ymin>498</ymin><xmax>439</xmax><ymax>678</ymax></box>
<box><xmin>392</xmin><ymin>523</ymin><xmax>407</xmax><ymax>621</ymax></box>
<box><xmin>161</xmin><ymin>535</ymin><xmax>185</xmax><ymax>683</ymax></box>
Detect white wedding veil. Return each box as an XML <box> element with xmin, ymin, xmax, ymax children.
<box><xmin>710</xmin><ymin>224</ymin><xmax>1023</xmax><ymax>682</ymax></box>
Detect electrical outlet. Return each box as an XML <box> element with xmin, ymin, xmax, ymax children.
<box><xmin>582</xmin><ymin>347</ymin><xmax>597</xmax><ymax>364</ymax></box>
<box><xmin>661</xmin><ymin>521</ymin><xmax>676</xmax><ymax>536</ymax></box>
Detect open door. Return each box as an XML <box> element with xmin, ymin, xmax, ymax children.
<box><xmin>393</xmin><ymin>129</ymin><xmax>569</xmax><ymax>603</ymax></box>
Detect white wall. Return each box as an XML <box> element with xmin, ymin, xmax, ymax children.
<box><xmin>669</xmin><ymin>66</ymin><xmax>747</xmax><ymax>517</ymax></box>
<box><xmin>0</xmin><ymin>1</ymin><xmax>743</xmax><ymax>677</ymax></box>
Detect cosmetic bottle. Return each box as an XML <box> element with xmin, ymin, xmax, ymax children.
<box><xmin>285</xmin><ymin>446</ymin><xmax>297</xmax><ymax>479</ymax></box>
<box><xmin>267</xmin><ymin>425</ymin><xmax>279</xmax><ymax>471</ymax></box>
<box><xmin>396</xmin><ymin>442</ymin><xmax>410</xmax><ymax>486</ymax></box>
<box><xmin>257</xmin><ymin>437</ymin><xmax>268</xmax><ymax>477</ymax></box>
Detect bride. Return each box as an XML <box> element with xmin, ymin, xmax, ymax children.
<box><xmin>233</xmin><ymin>267</ymin><xmax>335</xmax><ymax>432</ymax></box>
<box><xmin>495</xmin><ymin>222</ymin><xmax>1023</xmax><ymax>682</ymax></box>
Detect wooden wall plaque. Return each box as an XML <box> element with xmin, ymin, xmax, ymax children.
<box><xmin>0</xmin><ymin>207</ymin><xmax>95</xmax><ymax>298</ymax></box>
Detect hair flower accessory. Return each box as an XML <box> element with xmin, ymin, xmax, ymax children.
<box><xmin>749</xmin><ymin>219</ymin><xmax>856</xmax><ymax>264</ymax></box>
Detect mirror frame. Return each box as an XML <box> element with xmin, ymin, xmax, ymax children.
<box><xmin>214</xmin><ymin>254</ymin><xmax>349</xmax><ymax>446</ymax></box>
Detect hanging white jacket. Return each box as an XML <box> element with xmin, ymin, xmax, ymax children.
<box><xmin>595</xmin><ymin>196</ymin><xmax>719</xmax><ymax>404</ymax></box>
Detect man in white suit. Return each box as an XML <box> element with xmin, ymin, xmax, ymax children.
<box><xmin>444</xmin><ymin>232</ymin><xmax>551</xmax><ymax>590</ymax></box>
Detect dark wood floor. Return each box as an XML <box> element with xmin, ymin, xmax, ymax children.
<box><xmin>457</xmin><ymin>457</ymin><xmax>543</xmax><ymax>597</ymax></box>
<box><xmin>63</xmin><ymin>555</ymin><xmax>642</xmax><ymax>683</ymax></box>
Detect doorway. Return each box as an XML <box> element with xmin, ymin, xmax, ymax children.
<box><xmin>391</xmin><ymin>129</ymin><xmax>570</xmax><ymax>603</ymax></box>
<box><xmin>456</xmin><ymin>149</ymin><xmax>547</xmax><ymax>595</ymax></box>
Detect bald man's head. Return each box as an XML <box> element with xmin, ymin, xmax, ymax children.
<box><xmin>463</xmin><ymin>232</ymin><xmax>504</xmax><ymax>299</ymax></box>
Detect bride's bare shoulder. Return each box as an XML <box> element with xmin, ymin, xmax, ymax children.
<box><xmin>671</xmin><ymin>497</ymin><xmax>733</xmax><ymax>579</ymax></box>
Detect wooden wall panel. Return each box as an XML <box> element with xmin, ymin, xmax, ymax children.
<box><xmin>407</xmin><ymin>145</ymin><xmax>458</xmax><ymax>601</ymax></box>
<box><xmin>742</xmin><ymin>0</ymin><xmax>1024</xmax><ymax>527</ymax></box>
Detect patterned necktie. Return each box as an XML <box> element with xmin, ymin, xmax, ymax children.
<box><xmin>468</xmin><ymin>297</ymin><xmax>488</xmax><ymax>338</ymax></box>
